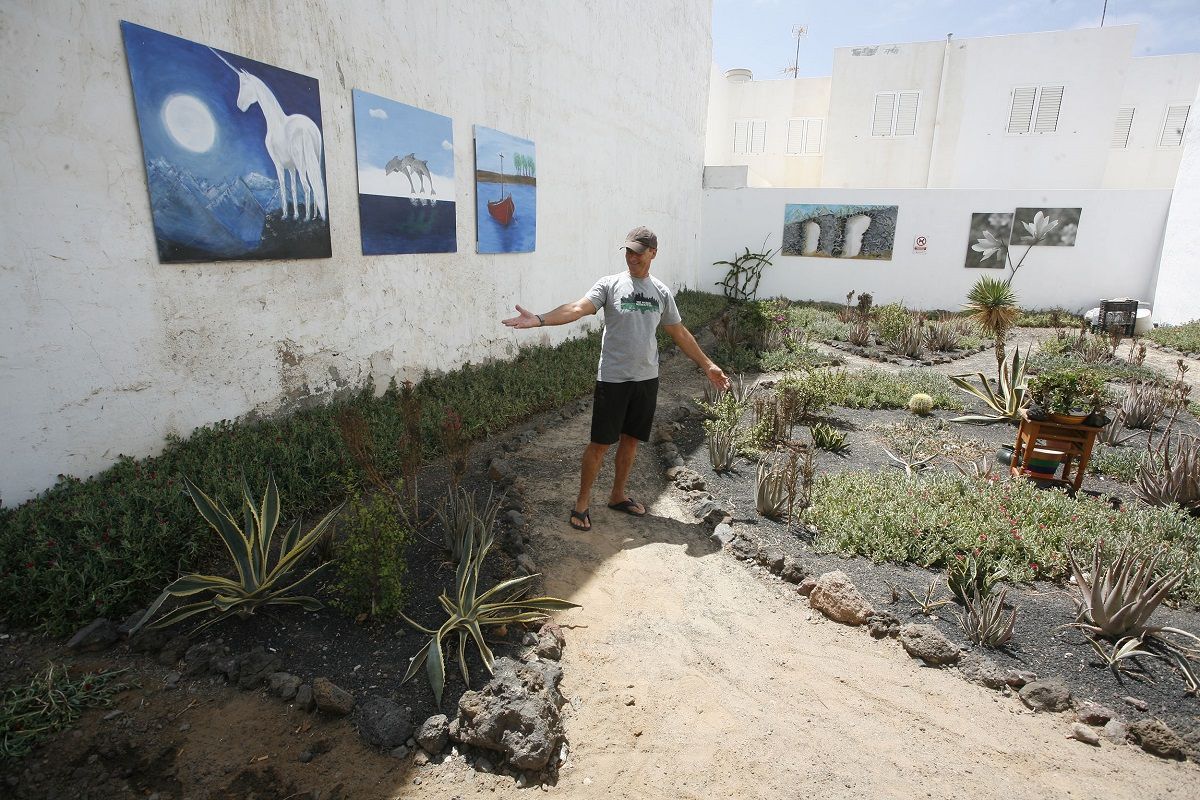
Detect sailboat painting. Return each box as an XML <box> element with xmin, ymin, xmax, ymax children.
<box><xmin>120</xmin><ymin>21</ymin><xmax>331</xmax><ymax>263</ymax></box>
<box><xmin>352</xmin><ymin>89</ymin><xmax>456</xmax><ymax>255</ymax></box>
<box><xmin>473</xmin><ymin>125</ymin><xmax>536</xmax><ymax>253</ymax></box>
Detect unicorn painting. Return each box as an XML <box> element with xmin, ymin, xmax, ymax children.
<box><xmin>211</xmin><ymin>48</ymin><xmax>326</xmax><ymax>222</ymax></box>
<box><xmin>120</xmin><ymin>21</ymin><xmax>331</xmax><ymax>262</ymax></box>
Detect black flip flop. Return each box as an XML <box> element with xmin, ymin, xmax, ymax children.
<box><xmin>607</xmin><ymin>498</ymin><xmax>647</xmax><ymax>517</ymax></box>
<box><xmin>569</xmin><ymin>508</ymin><xmax>591</xmax><ymax>531</ymax></box>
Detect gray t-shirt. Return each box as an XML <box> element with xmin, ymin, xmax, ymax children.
<box><xmin>585</xmin><ymin>272</ymin><xmax>682</xmax><ymax>382</ymax></box>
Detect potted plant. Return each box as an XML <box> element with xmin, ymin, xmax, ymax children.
<box><xmin>1026</xmin><ymin>368</ymin><xmax>1108</xmax><ymax>424</ymax></box>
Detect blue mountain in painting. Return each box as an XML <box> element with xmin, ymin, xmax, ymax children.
<box><xmin>146</xmin><ymin>158</ymin><xmax>268</xmax><ymax>256</ymax></box>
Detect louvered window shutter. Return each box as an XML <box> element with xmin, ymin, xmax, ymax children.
<box><xmin>786</xmin><ymin>119</ymin><xmax>806</xmax><ymax>154</ymax></box>
<box><xmin>1159</xmin><ymin>105</ymin><xmax>1190</xmax><ymax>147</ymax></box>
<box><xmin>872</xmin><ymin>93</ymin><xmax>896</xmax><ymax>136</ymax></box>
<box><xmin>1008</xmin><ymin>87</ymin><xmax>1036</xmax><ymax>134</ymax></box>
<box><xmin>894</xmin><ymin>92</ymin><xmax>919</xmax><ymax>136</ymax></box>
<box><xmin>1111</xmin><ymin>107</ymin><xmax>1135</xmax><ymax>148</ymax></box>
<box><xmin>804</xmin><ymin>118</ymin><xmax>823</xmax><ymax>154</ymax></box>
<box><xmin>733</xmin><ymin>120</ymin><xmax>748</xmax><ymax>154</ymax></box>
<box><xmin>750</xmin><ymin>120</ymin><xmax>767</xmax><ymax>154</ymax></box>
<box><xmin>1033</xmin><ymin>85</ymin><xmax>1063</xmax><ymax>133</ymax></box>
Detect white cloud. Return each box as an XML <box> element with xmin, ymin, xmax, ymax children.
<box><xmin>369</xmin><ymin>108</ymin><xmax>388</xmax><ymax>119</ymax></box>
<box><xmin>441</xmin><ymin>139</ymin><xmax>453</xmax><ymax>150</ymax></box>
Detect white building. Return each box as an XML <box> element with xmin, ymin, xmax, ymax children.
<box><xmin>707</xmin><ymin>26</ymin><xmax>1199</xmax><ymax>190</ymax></box>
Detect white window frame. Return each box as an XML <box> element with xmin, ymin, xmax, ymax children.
<box><xmin>870</xmin><ymin>90</ymin><xmax>920</xmax><ymax>138</ymax></box>
<box><xmin>733</xmin><ymin>118</ymin><xmax>767</xmax><ymax>155</ymax></box>
<box><xmin>1006</xmin><ymin>84</ymin><xmax>1065</xmax><ymax>135</ymax></box>
<box><xmin>785</xmin><ymin>117</ymin><xmax>824</xmax><ymax>155</ymax></box>
<box><xmin>1111</xmin><ymin>107</ymin><xmax>1135</xmax><ymax>149</ymax></box>
<box><xmin>1157</xmin><ymin>104</ymin><xmax>1191</xmax><ymax>149</ymax></box>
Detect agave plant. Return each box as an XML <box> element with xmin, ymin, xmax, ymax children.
<box><xmin>949</xmin><ymin>346</ymin><xmax>1028</xmax><ymax>424</ymax></box>
<box><xmin>132</xmin><ymin>475</ymin><xmax>343</xmax><ymax>633</ymax></box>
<box><xmin>399</xmin><ymin>530</ymin><xmax>579</xmax><ymax>705</ymax></box>
<box><xmin>435</xmin><ymin>485</ymin><xmax>501</xmax><ymax>564</ymax></box>
<box><xmin>955</xmin><ymin>589</ymin><xmax>1017</xmax><ymax>648</ymax></box>
<box><xmin>755</xmin><ymin>458</ymin><xmax>790</xmax><ymax>519</ymax></box>
<box><xmin>1066</xmin><ymin>543</ymin><xmax>1182</xmax><ymax>640</ymax></box>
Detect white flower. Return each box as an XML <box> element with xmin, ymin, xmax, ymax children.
<box><xmin>971</xmin><ymin>229</ymin><xmax>1007</xmax><ymax>262</ymax></box>
<box><xmin>1022</xmin><ymin>211</ymin><xmax>1059</xmax><ymax>242</ymax></box>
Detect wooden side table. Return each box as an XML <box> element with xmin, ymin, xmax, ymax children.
<box><xmin>1011</xmin><ymin>412</ymin><xmax>1105</xmax><ymax>492</ymax></box>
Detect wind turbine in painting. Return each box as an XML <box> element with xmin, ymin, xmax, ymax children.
<box><xmin>120</xmin><ymin>21</ymin><xmax>331</xmax><ymax>262</ymax></box>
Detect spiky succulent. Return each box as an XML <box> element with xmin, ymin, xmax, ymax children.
<box><xmin>1066</xmin><ymin>543</ymin><xmax>1180</xmax><ymax>640</ymax></box>
<box><xmin>949</xmin><ymin>346</ymin><xmax>1028</xmax><ymax>424</ymax></box>
<box><xmin>755</xmin><ymin>459</ymin><xmax>789</xmax><ymax>519</ymax></box>
<box><xmin>708</xmin><ymin>426</ymin><xmax>737</xmax><ymax>472</ymax></box>
<box><xmin>955</xmin><ymin>588</ymin><xmax>1017</xmax><ymax>648</ymax></box>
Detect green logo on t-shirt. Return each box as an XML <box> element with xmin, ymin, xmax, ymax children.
<box><xmin>618</xmin><ymin>291</ymin><xmax>660</xmax><ymax>313</ymax></box>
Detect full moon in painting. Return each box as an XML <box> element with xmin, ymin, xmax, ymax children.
<box><xmin>161</xmin><ymin>94</ymin><xmax>216</xmax><ymax>153</ymax></box>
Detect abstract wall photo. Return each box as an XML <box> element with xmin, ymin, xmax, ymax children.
<box><xmin>964</xmin><ymin>212</ymin><xmax>1014</xmax><ymax>268</ymax></box>
<box><xmin>474</xmin><ymin>126</ymin><xmax>536</xmax><ymax>254</ymax></box>
<box><xmin>352</xmin><ymin>90</ymin><xmax>456</xmax><ymax>255</ymax></box>
<box><xmin>782</xmin><ymin>204</ymin><xmax>898</xmax><ymax>260</ymax></box>
<box><xmin>1013</xmin><ymin>207</ymin><xmax>1082</xmax><ymax>247</ymax></box>
<box><xmin>120</xmin><ymin>21</ymin><xmax>331</xmax><ymax>263</ymax></box>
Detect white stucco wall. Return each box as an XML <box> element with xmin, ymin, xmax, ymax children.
<box><xmin>1103</xmin><ymin>54</ymin><xmax>1200</xmax><ymax>189</ymax></box>
<box><xmin>821</xmin><ymin>40</ymin><xmax>946</xmax><ymax>189</ymax></box>
<box><xmin>926</xmin><ymin>26</ymin><xmax>1136</xmax><ymax>189</ymax></box>
<box><xmin>1153</xmin><ymin>80</ymin><xmax>1200</xmax><ymax>326</ymax></box>
<box><xmin>701</xmin><ymin>186</ymin><xmax>1171</xmax><ymax>313</ymax></box>
<box><xmin>0</xmin><ymin>0</ymin><xmax>711</xmax><ymax>504</ymax></box>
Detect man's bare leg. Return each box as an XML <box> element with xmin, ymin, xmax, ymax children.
<box><xmin>608</xmin><ymin>434</ymin><xmax>644</xmax><ymax>513</ymax></box>
<box><xmin>574</xmin><ymin>442</ymin><xmax>609</xmax><ymax>529</ymax></box>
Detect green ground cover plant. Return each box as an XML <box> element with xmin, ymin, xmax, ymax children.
<box><xmin>805</xmin><ymin>471</ymin><xmax>1200</xmax><ymax>603</ymax></box>
<box><xmin>1014</xmin><ymin>308</ymin><xmax>1086</xmax><ymax>328</ymax></box>
<box><xmin>1026</xmin><ymin>351</ymin><xmax>1164</xmax><ymax>384</ymax></box>
<box><xmin>1</xmin><ymin>664</ymin><xmax>127</xmax><ymax>763</ymax></box>
<box><xmin>0</xmin><ymin>331</ymin><xmax>603</xmax><ymax>634</ymax></box>
<box><xmin>1088</xmin><ymin>445</ymin><xmax>1147</xmax><ymax>483</ymax></box>
<box><xmin>777</xmin><ymin>368</ymin><xmax>967</xmax><ymax>412</ymax></box>
<box><xmin>1149</xmin><ymin>320</ymin><xmax>1200</xmax><ymax>353</ymax></box>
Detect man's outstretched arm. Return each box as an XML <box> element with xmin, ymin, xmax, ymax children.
<box><xmin>662</xmin><ymin>322</ymin><xmax>730</xmax><ymax>390</ymax></box>
<box><xmin>502</xmin><ymin>299</ymin><xmax>597</xmax><ymax>329</ymax></box>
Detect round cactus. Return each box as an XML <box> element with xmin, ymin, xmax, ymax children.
<box><xmin>907</xmin><ymin>392</ymin><xmax>934</xmax><ymax>416</ymax></box>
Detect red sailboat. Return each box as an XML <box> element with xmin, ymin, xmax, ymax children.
<box><xmin>487</xmin><ymin>152</ymin><xmax>515</xmax><ymax>226</ymax></box>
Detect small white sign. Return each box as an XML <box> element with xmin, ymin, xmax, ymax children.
<box><xmin>913</xmin><ymin>235</ymin><xmax>928</xmax><ymax>253</ymax></box>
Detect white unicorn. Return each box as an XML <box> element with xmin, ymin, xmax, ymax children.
<box><xmin>211</xmin><ymin>48</ymin><xmax>326</xmax><ymax>222</ymax></box>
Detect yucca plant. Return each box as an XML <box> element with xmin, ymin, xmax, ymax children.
<box><xmin>435</xmin><ymin>485</ymin><xmax>501</xmax><ymax>564</ymax></box>
<box><xmin>708</xmin><ymin>426</ymin><xmax>737</xmax><ymax>472</ymax></box>
<box><xmin>755</xmin><ymin>459</ymin><xmax>790</xmax><ymax>519</ymax></box>
<box><xmin>956</xmin><ymin>588</ymin><xmax>1017</xmax><ymax>648</ymax></box>
<box><xmin>399</xmin><ymin>530</ymin><xmax>579</xmax><ymax>706</ymax></box>
<box><xmin>964</xmin><ymin>276</ymin><xmax>1020</xmax><ymax>374</ymax></box>
<box><xmin>949</xmin><ymin>346</ymin><xmax>1028</xmax><ymax>424</ymax></box>
<box><xmin>131</xmin><ymin>475</ymin><xmax>343</xmax><ymax>633</ymax></box>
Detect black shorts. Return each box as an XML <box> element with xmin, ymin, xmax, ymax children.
<box><xmin>590</xmin><ymin>378</ymin><xmax>659</xmax><ymax>445</ymax></box>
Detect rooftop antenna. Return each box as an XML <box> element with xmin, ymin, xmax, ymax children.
<box><xmin>783</xmin><ymin>24</ymin><xmax>808</xmax><ymax>78</ymax></box>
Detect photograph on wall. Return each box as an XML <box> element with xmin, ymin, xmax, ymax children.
<box><xmin>963</xmin><ymin>212</ymin><xmax>1013</xmax><ymax>268</ymax></box>
<box><xmin>120</xmin><ymin>21</ymin><xmax>331</xmax><ymax>263</ymax></box>
<box><xmin>781</xmin><ymin>204</ymin><xmax>898</xmax><ymax>260</ymax></box>
<box><xmin>1012</xmin><ymin>207</ymin><xmax>1081</xmax><ymax>247</ymax></box>
<box><xmin>474</xmin><ymin>126</ymin><xmax>536</xmax><ymax>254</ymax></box>
<box><xmin>352</xmin><ymin>89</ymin><xmax>456</xmax><ymax>255</ymax></box>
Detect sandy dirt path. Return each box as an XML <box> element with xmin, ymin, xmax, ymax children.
<box><xmin>475</xmin><ymin>350</ymin><xmax>1196</xmax><ymax>799</ymax></box>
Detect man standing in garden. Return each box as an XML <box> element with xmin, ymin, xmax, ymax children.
<box><xmin>502</xmin><ymin>226</ymin><xmax>730</xmax><ymax>531</ymax></box>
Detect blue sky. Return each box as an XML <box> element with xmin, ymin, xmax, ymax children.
<box><xmin>351</xmin><ymin>89</ymin><xmax>454</xmax><ymax>175</ymax></box>
<box><xmin>713</xmin><ymin>0</ymin><xmax>1200</xmax><ymax>78</ymax></box>
<box><xmin>474</xmin><ymin>126</ymin><xmax>535</xmax><ymax>176</ymax></box>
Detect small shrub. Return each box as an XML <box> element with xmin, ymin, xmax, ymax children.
<box><xmin>331</xmin><ymin>492</ymin><xmax>411</xmax><ymax>619</ymax></box>
<box><xmin>908</xmin><ymin>393</ymin><xmax>934</xmax><ymax>416</ymax></box>
<box><xmin>1148</xmin><ymin>319</ymin><xmax>1200</xmax><ymax>353</ymax></box>
<box><xmin>873</xmin><ymin>302</ymin><xmax>911</xmax><ymax>346</ymax></box>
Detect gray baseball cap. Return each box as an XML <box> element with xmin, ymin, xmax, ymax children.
<box><xmin>620</xmin><ymin>226</ymin><xmax>658</xmax><ymax>253</ymax></box>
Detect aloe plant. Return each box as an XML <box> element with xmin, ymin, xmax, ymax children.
<box><xmin>132</xmin><ymin>475</ymin><xmax>343</xmax><ymax>633</ymax></box>
<box><xmin>955</xmin><ymin>589</ymin><xmax>1017</xmax><ymax>648</ymax></box>
<box><xmin>949</xmin><ymin>346</ymin><xmax>1028</xmax><ymax>424</ymax></box>
<box><xmin>946</xmin><ymin>553</ymin><xmax>1008</xmax><ymax>605</ymax></box>
<box><xmin>435</xmin><ymin>485</ymin><xmax>501</xmax><ymax>564</ymax></box>
<box><xmin>399</xmin><ymin>528</ymin><xmax>579</xmax><ymax>706</ymax></box>
<box><xmin>708</xmin><ymin>426</ymin><xmax>737</xmax><ymax>472</ymax></box>
<box><xmin>1066</xmin><ymin>543</ymin><xmax>1182</xmax><ymax>640</ymax></box>
<box><xmin>755</xmin><ymin>459</ymin><xmax>789</xmax><ymax>519</ymax></box>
